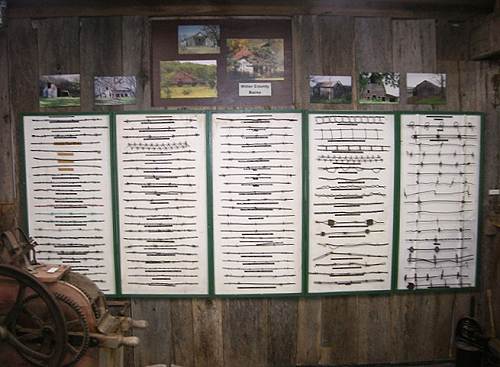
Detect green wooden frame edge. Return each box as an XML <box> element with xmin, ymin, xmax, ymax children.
<box><xmin>19</xmin><ymin>112</ymin><xmax>120</xmax><ymax>297</ymax></box>
<box><xmin>112</xmin><ymin>110</ymin><xmax>214</xmax><ymax>298</ymax></box>
<box><xmin>209</xmin><ymin>109</ymin><xmax>305</xmax><ymax>298</ymax></box>
<box><xmin>393</xmin><ymin>111</ymin><xmax>484</xmax><ymax>295</ymax></box>
<box><xmin>304</xmin><ymin>110</ymin><xmax>397</xmax><ymax>296</ymax></box>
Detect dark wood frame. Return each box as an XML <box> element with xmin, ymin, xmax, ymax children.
<box><xmin>151</xmin><ymin>18</ymin><xmax>293</xmax><ymax>107</ymax></box>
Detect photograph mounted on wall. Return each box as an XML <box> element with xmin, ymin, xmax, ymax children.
<box><xmin>178</xmin><ymin>25</ymin><xmax>221</xmax><ymax>54</ymax></box>
<box><xmin>359</xmin><ymin>72</ymin><xmax>400</xmax><ymax>104</ymax></box>
<box><xmin>226</xmin><ymin>39</ymin><xmax>285</xmax><ymax>81</ymax></box>
<box><xmin>0</xmin><ymin>0</ymin><xmax>6</xmax><ymax>29</ymax></box>
<box><xmin>39</xmin><ymin>74</ymin><xmax>81</xmax><ymax>108</ymax></box>
<box><xmin>160</xmin><ymin>60</ymin><xmax>217</xmax><ymax>99</ymax></box>
<box><xmin>309</xmin><ymin>75</ymin><xmax>352</xmax><ymax>104</ymax></box>
<box><xmin>94</xmin><ymin>76</ymin><xmax>137</xmax><ymax>106</ymax></box>
<box><xmin>407</xmin><ymin>73</ymin><xmax>446</xmax><ymax>104</ymax></box>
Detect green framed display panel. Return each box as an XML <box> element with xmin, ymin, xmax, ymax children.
<box><xmin>305</xmin><ymin>111</ymin><xmax>397</xmax><ymax>296</ymax></box>
<box><xmin>210</xmin><ymin>110</ymin><xmax>306</xmax><ymax>297</ymax></box>
<box><xmin>113</xmin><ymin>110</ymin><xmax>212</xmax><ymax>298</ymax></box>
<box><xmin>394</xmin><ymin>112</ymin><xmax>484</xmax><ymax>293</ymax></box>
<box><xmin>20</xmin><ymin>112</ymin><xmax>118</xmax><ymax>295</ymax></box>
<box><xmin>19</xmin><ymin>110</ymin><xmax>484</xmax><ymax>298</ymax></box>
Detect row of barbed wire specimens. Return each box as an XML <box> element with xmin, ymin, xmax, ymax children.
<box><xmin>398</xmin><ymin>114</ymin><xmax>481</xmax><ymax>291</ymax></box>
<box><xmin>22</xmin><ymin>112</ymin><xmax>481</xmax><ymax>296</ymax></box>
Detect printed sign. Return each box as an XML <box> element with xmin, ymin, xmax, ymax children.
<box><xmin>238</xmin><ymin>83</ymin><xmax>272</xmax><ymax>97</ymax></box>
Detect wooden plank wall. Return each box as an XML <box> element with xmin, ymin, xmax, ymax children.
<box><xmin>1</xmin><ymin>13</ymin><xmax>499</xmax><ymax>367</ymax></box>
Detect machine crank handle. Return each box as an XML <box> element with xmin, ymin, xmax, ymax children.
<box><xmin>89</xmin><ymin>333</ymin><xmax>140</xmax><ymax>348</ymax></box>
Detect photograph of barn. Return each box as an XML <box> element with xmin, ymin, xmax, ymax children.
<box><xmin>0</xmin><ymin>0</ymin><xmax>6</xmax><ymax>28</ymax></box>
<box><xmin>178</xmin><ymin>25</ymin><xmax>220</xmax><ymax>54</ymax></box>
<box><xmin>227</xmin><ymin>39</ymin><xmax>285</xmax><ymax>80</ymax></box>
<box><xmin>39</xmin><ymin>74</ymin><xmax>81</xmax><ymax>108</ymax></box>
<box><xmin>359</xmin><ymin>72</ymin><xmax>400</xmax><ymax>104</ymax></box>
<box><xmin>160</xmin><ymin>60</ymin><xmax>217</xmax><ymax>98</ymax></box>
<box><xmin>310</xmin><ymin>75</ymin><xmax>352</xmax><ymax>104</ymax></box>
<box><xmin>407</xmin><ymin>73</ymin><xmax>446</xmax><ymax>104</ymax></box>
<box><xmin>94</xmin><ymin>76</ymin><xmax>137</xmax><ymax>106</ymax></box>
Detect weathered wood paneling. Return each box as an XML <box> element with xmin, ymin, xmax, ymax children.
<box><xmin>35</xmin><ymin>18</ymin><xmax>80</xmax><ymax>75</ymax></box>
<box><xmin>170</xmin><ymin>299</ymin><xmax>195</xmax><ymax>367</ymax></box>
<box><xmin>293</xmin><ymin>15</ymin><xmax>356</xmax><ymax>110</ymax></box>
<box><xmin>295</xmin><ymin>298</ymin><xmax>321</xmax><ymax>366</ymax></box>
<box><xmin>192</xmin><ymin>299</ymin><xmax>224</xmax><ymax>367</ymax></box>
<box><xmin>267</xmin><ymin>299</ymin><xmax>298</xmax><ymax>366</ymax></box>
<box><xmin>0</xmin><ymin>204</ymin><xmax>17</xmax><ymax>232</ymax></box>
<box><xmin>320</xmin><ymin>296</ymin><xmax>359</xmax><ymax>365</ymax></box>
<box><xmin>292</xmin><ymin>15</ymin><xmax>318</xmax><ymax>109</ymax></box>
<box><xmin>0</xmin><ymin>31</ymin><xmax>14</xmax><ymax>204</ymax></box>
<box><xmin>80</xmin><ymin>17</ymin><xmax>123</xmax><ymax>111</ymax></box>
<box><xmin>8</xmin><ymin>18</ymin><xmax>39</xmax><ymax>229</ymax></box>
<box><xmin>222</xmin><ymin>299</ymin><xmax>268</xmax><ymax>367</ymax></box>
<box><xmin>3</xmin><ymin>11</ymin><xmax>499</xmax><ymax>367</ymax></box>
<box><xmin>35</xmin><ymin>17</ymin><xmax>80</xmax><ymax>113</ymax></box>
<box><xmin>392</xmin><ymin>19</ymin><xmax>436</xmax><ymax>107</ymax></box>
<box><xmin>357</xmin><ymin>296</ymin><xmax>392</xmax><ymax>364</ymax></box>
<box><xmin>355</xmin><ymin>17</ymin><xmax>394</xmax><ymax>111</ymax></box>
<box><xmin>122</xmin><ymin>16</ymin><xmax>151</xmax><ymax>110</ymax></box>
<box><xmin>6</xmin><ymin>0</ymin><xmax>494</xmax><ymax>20</ymax></box>
<box><xmin>131</xmin><ymin>299</ymin><xmax>172</xmax><ymax>366</ymax></box>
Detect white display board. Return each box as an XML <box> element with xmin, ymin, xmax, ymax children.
<box><xmin>212</xmin><ymin>112</ymin><xmax>303</xmax><ymax>295</ymax></box>
<box><xmin>115</xmin><ymin>113</ymin><xmax>209</xmax><ymax>295</ymax></box>
<box><xmin>308</xmin><ymin>113</ymin><xmax>395</xmax><ymax>293</ymax></box>
<box><xmin>398</xmin><ymin>114</ymin><xmax>481</xmax><ymax>290</ymax></box>
<box><xmin>23</xmin><ymin>114</ymin><xmax>116</xmax><ymax>294</ymax></box>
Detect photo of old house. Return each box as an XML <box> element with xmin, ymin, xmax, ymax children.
<box><xmin>0</xmin><ymin>0</ymin><xmax>6</xmax><ymax>28</ymax></box>
<box><xmin>227</xmin><ymin>39</ymin><xmax>285</xmax><ymax>81</ymax></box>
<box><xmin>178</xmin><ymin>25</ymin><xmax>220</xmax><ymax>54</ymax></box>
<box><xmin>160</xmin><ymin>60</ymin><xmax>217</xmax><ymax>98</ymax></box>
<box><xmin>310</xmin><ymin>75</ymin><xmax>352</xmax><ymax>104</ymax></box>
<box><xmin>359</xmin><ymin>72</ymin><xmax>400</xmax><ymax>104</ymax></box>
<box><xmin>407</xmin><ymin>73</ymin><xmax>446</xmax><ymax>104</ymax></box>
<box><xmin>39</xmin><ymin>74</ymin><xmax>81</xmax><ymax>108</ymax></box>
<box><xmin>94</xmin><ymin>76</ymin><xmax>137</xmax><ymax>106</ymax></box>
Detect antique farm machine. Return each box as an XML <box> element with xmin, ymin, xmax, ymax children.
<box><xmin>0</xmin><ymin>228</ymin><xmax>147</xmax><ymax>367</ymax></box>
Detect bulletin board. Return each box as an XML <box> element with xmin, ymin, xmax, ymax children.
<box><xmin>20</xmin><ymin>111</ymin><xmax>483</xmax><ymax>298</ymax></box>
<box><xmin>114</xmin><ymin>112</ymin><xmax>209</xmax><ymax>296</ymax></box>
<box><xmin>151</xmin><ymin>18</ymin><xmax>293</xmax><ymax>107</ymax></box>
<box><xmin>307</xmin><ymin>112</ymin><xmax>395</xmax><ymax>294</ymax></box>
<box><xmin>21</xmin><ymin>113</ymin><xmax>117</xmax><ymax>294</ymax></box>
<box><xmin>396</xmin><ymin>113</ymin><xmax>483</xmax><ymax>291</ymax></box>
<box><xmin>211</xmin><ymin>111</ymin><xmax>303</xmax><ymax>295</ymax></box>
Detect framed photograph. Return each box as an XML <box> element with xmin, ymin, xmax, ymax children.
<box><xmin>178</xmin><ymin>25</ymin><xmax>220</xmax><ymax>54</ymax></box>
<box><xmin>152</xmin><ymin>19</ymin><xmax>292</xmax><ymax>107</ymax></box>
<box><xmin>160</xmin><ymin>60</ymin><xmax>217</xmax><ymax>99</ymax></box>
<box><xmin>94</xmin><ymin>76</ymin><xmax>137</xmax><ymax>106</ymax></box>
<box><xmin>0</xmin><ymin>0</ymin><xmax>6</xmax><ymax>29</ymax></box>
<box><xmin>358</xmin><ymin>72</ymin><xmax>400</xmax><ymax>104</ymax></box>
<box><xmin>226</xmin><ymin>39</ymin><xmax>284</xmax><ymax>81</ymax></box>
<box><xmin>309</xmin><ymin>75</ymin><xmax>352</xmax><ymax>104</ymax></box>
<box><xmin>39</xmin><ymin>74</ymin><xmax>81</xmax><ymax>108</ymax></box>
<box><xmin>407</xmin><ymin>73</ymin><xmax>446</xmax><ymax>104</ymax></box>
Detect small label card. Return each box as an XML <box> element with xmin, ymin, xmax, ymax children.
<box><xmin>238</xmin><ymin>82</ymin><xmax>272</xmax><ymax>96</ymax></box>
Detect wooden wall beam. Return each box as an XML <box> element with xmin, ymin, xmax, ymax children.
<box><xmin>7</xmin><ymin>18</ymin><xmax>38</xmax><ymax>230</ymax></box>
<box><xmin>0</xmin><ymin>30</ymin><xmax>15</xmax><ymax>205</ymax></box>
<box><xmin>192</xmin><ymin>299</ymin><xmax>224</xmax><ymax>367</ymax></box>
<box><xmin>80</xmin><ymin>17</ymin><xmax>123</xmax><ymax>111</ymax></box>
<box><xmin>131</xmin><ymin>299</ymin><xmax>173</xmax><ymax>366</ymax></box>
<box><xmin>6</xmin><ymin>0</ymin><xmax>494</xmax><ymax>20</ymax></box>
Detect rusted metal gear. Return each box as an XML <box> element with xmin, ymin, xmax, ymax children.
<box><xmin>22</xmin><ymin>292</ymin><xmax>90</xmax><ymax>367</ymax></box>
<box><xmin>0</xmin><ymin>264</ymin><xmax>67</xmax><ymax>367</ymax></box>
<box><xmin>61</xmin><ymin>271</ymin><xmax>107</xmax><ymax>321</ymax></box>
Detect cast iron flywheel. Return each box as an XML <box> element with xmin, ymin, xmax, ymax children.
<box><xmin>0</xmin><ymin>264</ymin><xmax>67</xmax><ymax>367</ymax></box>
